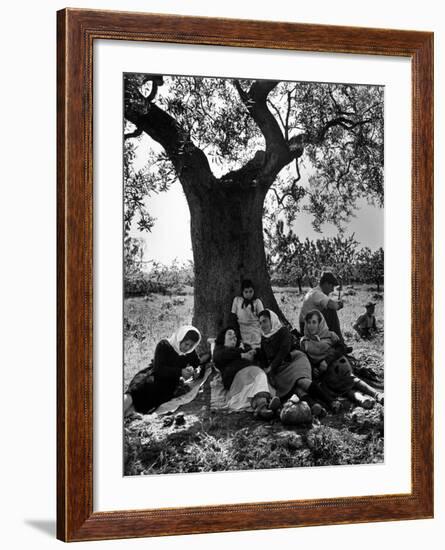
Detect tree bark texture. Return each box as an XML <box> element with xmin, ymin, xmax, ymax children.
<box><xmin>185</xmin><ymin>182</ymin><xmax>282</xmax><ymax>343</ymax></box>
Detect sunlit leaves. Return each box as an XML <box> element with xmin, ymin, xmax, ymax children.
<box><xmin>123</xmin><ymin>139</ymin><xmax>177</xmax><ymax>235</ymax></box>
<box><xmin>125</xmin><ymin>74</ymin><xmax>384</xmax><ymax>233</ymax></box>
<box><xmin>155</xmin><ymin>76</ymin><xmax>261</xmax><ymax>172</ymax></box>
<box><xmin>268</xmin><ymin>224</ymin><xmax>376</xmax><ymax>286</ymax></box>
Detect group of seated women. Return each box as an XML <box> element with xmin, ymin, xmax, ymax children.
<box><xmin>124</xmin><ymin>279</ymin><xmax>383</xmax><ymax>421</ymax></box>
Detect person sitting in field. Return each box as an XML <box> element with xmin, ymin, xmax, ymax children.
<box><xmin>299</xmin><ymin>272</ymin><xmax>348</xmax><ymax>346</ymax></box>
<box><xmin>213</xmin><ymin>326</ymin><xmax>280</xmax><ymax>420</ymax></box>
<box><xmin>229</xmin><ymin>279</ymin><xmax>264</xmax><ymax>350</ymax></box>
<box><xmin>123</xmin><ymin>326</ymin><xmax>210</xmax><ymax>416</ymax></box>
<box><xmin>257</xmin><ymin>309</ymin><xmax>333</xmax><ymax>417</ymax></box>
<box><xmin>300</xmin><ymin>309</ymin><xmax>346</xmax><ymax>378</ymax></box>
<box><xmin>319</xmin><ymin>355</ymin><xmax>384</xmax><ymax>410</ymax></box>
<box><xmin>353</xmin><ymin>301</ymin><xmax>378</xmax><ymax>339</ymax></box>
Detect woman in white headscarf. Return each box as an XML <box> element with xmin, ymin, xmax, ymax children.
<box><xmin>258</xmin><ymin>309</ymin><xmax>332</xmax><ymax>416</ymax></box>
<box><xmin>124</xmin><ymin>325</ymin><xmax>209</xmax><ymax>415</ymax></box>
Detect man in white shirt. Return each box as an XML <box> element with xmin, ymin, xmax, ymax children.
<box><xmin>299</xmin><ymin>272</ymin><xmax>345</xmax><ymax>342</ymax></box>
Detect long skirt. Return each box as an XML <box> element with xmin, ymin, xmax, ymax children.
<box><xmin>272</xmin><ymin>351</ymin><xmax>312</xmax><ymax>397</ymax></box>
<box><xmin>226</xmin><ymin>366</ymin><xmax>275</xmax><ymax>410</ymax></box>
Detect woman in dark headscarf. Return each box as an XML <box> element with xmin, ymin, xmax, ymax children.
<box><xmin>213</xmin><ymin>326</ymin><xmax>280</xmax><ymax>420</ymax></box>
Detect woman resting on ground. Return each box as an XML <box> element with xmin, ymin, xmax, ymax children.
<box><xmin>229</xmin><ymin>279</ymin><xmax>264</xmax><ymax>350</ymax></box>
<box><xmin>300</xmin><ymin>310</ymin><xmax>383</xmax><ymax>410</ymax></box>
<box><xmin>213</xmin><ymin>327</ymin><xmax>280</xmax><ymax>420</ymax></box>
<box><xmin>257</xmin><ymin>309</ymin><xmax>333</xmax><ymax>417</ymax></box>
<box><xmin>300</xmin><ymin>310</ymin><xmax>346</xmax><ymax>378</ymax></box>
<box><xmin>124</xmin><ymin>325</ymin><xmax>210</xmax><ymax>416</ymax></box>
<box><xmin>320</xmin><ymin>355</ymin><xmax>384</xmax><ymax>410</ymax></box>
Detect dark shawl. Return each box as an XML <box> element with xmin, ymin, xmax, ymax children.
<box><xmin>213</xmin><ymin>328</ymin><xmax>255</xmax><ymax>390</ymax></box>
<box><xmin>126</xmin><ymin>339</ymin><xmax>200</xmax><ymax>413</ymax></box>
<box><xmin>259</xmin><ymin>326</ymin><xmax>293</xmax><ymax>374</ymax></box>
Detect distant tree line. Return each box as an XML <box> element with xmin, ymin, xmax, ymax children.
<box><xmin>266</xmin><ymin>220</ymin><xmax>384</xmax><ymax>292</ymax></box>
<box><xmin>124</xmin><ymin>229</ymin><xmax>384</xmax><ymax>297</ymax></box>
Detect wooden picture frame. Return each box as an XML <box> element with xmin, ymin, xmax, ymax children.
<box><xmin>57</xmin><ymin>8</ymin><xmax>434</xmax><ymax>542</ymax></box>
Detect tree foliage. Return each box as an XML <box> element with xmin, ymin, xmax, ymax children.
<box><xmin>268</xmin><ymin>221</ymin><xmax>383</xmax><ymax>290</ymax></box>
<box><xmin>124</xmin><ymin>74</ymin><xmax>384</xmax><ymax>235</ymax></box>
<box><xmin>354</xmin><ymin>247</ymin><xmax>384</xmax><ymax>291</ymax></box>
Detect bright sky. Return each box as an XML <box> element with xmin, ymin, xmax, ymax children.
<box><xmin>130</xmin><ymin>181</ymin><xmax>384</xmax><ymax>265</ymax></box>
<box><xmin>127</xmin><ymin>90</ymin><xmax>384</xmax><ymax>266</ymax></box>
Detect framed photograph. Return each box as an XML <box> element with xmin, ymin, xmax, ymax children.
<box><xmin>57</xmin><ymin>8</ymin><xmax>433</xmax><ymax>542</ymax></box>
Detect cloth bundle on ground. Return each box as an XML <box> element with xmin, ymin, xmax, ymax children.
<box><xmin>320</xmin><ymin>355</ymin><xmax>358</xmax><ymax>397</ymax></box>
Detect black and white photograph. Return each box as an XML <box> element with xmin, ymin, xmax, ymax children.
<box><xmin>122</xmin><ymin>72</ymin><xmax>385</xmax><ymax>476</ymax></box>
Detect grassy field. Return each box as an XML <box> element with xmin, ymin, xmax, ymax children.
<box><xmin>124</xmin><ymin>285</ymin><xmax>384</xmax><ymax>476</ymax></box>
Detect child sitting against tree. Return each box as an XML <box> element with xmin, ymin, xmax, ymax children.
<box><xmin>353</xmin><ymin>301</ymin><xmax>378</xmax><ymax>339</ymax></box>
<box><xmin>229</xmin><ymin>279</ymin><xmax>264</xmax><ymax>350</ymax></box>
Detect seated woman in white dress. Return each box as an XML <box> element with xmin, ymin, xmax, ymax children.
<box><xmin>229</xmin><ymin>279</ymin><xmax>264</xmax><ymax>350</ymax></box>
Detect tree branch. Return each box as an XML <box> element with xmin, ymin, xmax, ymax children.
<box><xmin>268</xmin><ymin>158</ymin><xmax>304</xmax><ymax>207</ymax></box>
<box><xmin>124</xmin><ymin>77</ymin><xmax>215</xmax><ymax>195</ymax></box>
<box><xmin>314</xmin><ymin>117</ymin><xmax>375</xmax><ymax>144</ymax></box>
<box><xmin>232</xmin><ymin>79</ymin><xmax>295</xmax><ymax>189</ymax></box>
<box><xmin>124</xmin><ymin>127</ymin><xmax>144</xmax><ymax>140</ymax></box>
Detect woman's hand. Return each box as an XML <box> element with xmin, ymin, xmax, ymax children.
<box><xmin>319</xmin><ymin>360</ymin><xmax>328</xmax><ymax>374</ymax></box>
<box><xmin>192</xmin><ymin>367</ymin><xmax>203</xmax><ymax>380</ymax></box>
<box><xmin>241</xmin><ymin>349</ymin><xmax>256</xmax><ymax>362</ymax></box>
<box><xmin>181</xmin><ymin>366</ymin><xmax>195</xmax><ymax>379</ymax></box>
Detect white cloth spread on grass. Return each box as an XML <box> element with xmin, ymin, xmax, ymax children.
<box><xmin>154</xmin><ymin>367</ymin><xmax>211</xmax><ymax>415</ymax></box>
<box><xmin>210</xmin><ymin>366</ymin><xmax>276</xmax><ymax>411</ymax></box>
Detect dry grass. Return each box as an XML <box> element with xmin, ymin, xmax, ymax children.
<box><xmin>124</xmin><ymin>284</ymin><xmax>384</xmax><ymax>475</ymax></box>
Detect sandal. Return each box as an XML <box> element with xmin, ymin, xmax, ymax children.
<box><xmin>311</xmin><ymin>403</ymin><xmax>327</xmax><ymax>418</ymax></box>
<box><xmin>268</xmin><ymin>396</ymin><xmax>281</xmax><ymax>412</ymax></box>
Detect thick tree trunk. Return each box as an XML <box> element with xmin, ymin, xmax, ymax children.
<box><xmin>184</xmin><ymin>184</ymin><xmax>283</xmax><ymax>344</ymax></box>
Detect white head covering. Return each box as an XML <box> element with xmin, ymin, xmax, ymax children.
<box><xmin>303</xmin><ymin>309</ymin><xmax>330</xmax><ymax>341</ymax></box>
<box><xmin>260</xmin><ymin>309</ymin><xmax>282</xmax><ymax>338</ymax></box>
<box><xmin>167</xmin><ymin>325</ymin><xmax>201</xmax><ymax>355</ymax></box>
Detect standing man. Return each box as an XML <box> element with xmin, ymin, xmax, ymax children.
<box><xmin>299</xmin><ymin>272</ymin><xmax>345</xmax><ymax>342</ymax></box>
